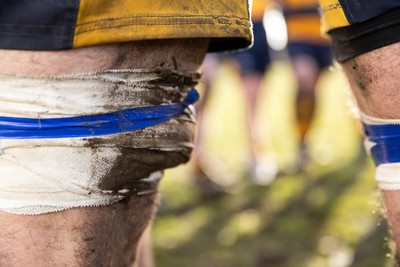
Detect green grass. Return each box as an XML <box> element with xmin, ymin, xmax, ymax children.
<box><xmin>152</xmin><ymin>62</ymin><xmax>395</xmax><ymax>267</ymax></box>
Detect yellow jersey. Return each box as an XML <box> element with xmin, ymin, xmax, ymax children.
<box><xmin>283</xmin><ymin>0</ymin><xmax>330</xmax><ymax>44</ymax></box>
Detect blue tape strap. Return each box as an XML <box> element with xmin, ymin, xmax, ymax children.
<box><xmin>363</xmin><ymin>123</ymin><xmax>400</xmax><ymax>165</ymax></box>
<box><xmin>0</xmin><ymin>88</ymin><xmax>199</xmax><ymax>139</ymax></box>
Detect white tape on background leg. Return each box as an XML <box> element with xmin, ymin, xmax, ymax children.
<box><xmin>0</xmin><ymin>70</ymin><xmax>197</xmax><ymax>215</ymax></box>
<box><xmin>375</xmin><ymin>164</ymin><xmax>400</xmax><ymax>190</ymax></box>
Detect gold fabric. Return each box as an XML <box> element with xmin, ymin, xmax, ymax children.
<box><xmin>74</xmin><ymin>0</ymin><xmax>252</xmax><ymax>51</ymax></box>
<box><xmin>318</xmin><ymin>0</ymin><xmax>350</xmax><ymax>32</ymax></box>
<box><xmin>283</xmin><ymin>0</ymin><xmax>331</xmax><ymax>44</ymax></box>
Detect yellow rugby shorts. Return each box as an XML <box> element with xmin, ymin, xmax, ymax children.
<box><xmin>0</xmin><ymin>0</ymin><xmax>252</xmax><ymax>52</ymax></box>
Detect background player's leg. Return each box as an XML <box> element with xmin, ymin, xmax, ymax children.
<box><xmin>341</xmin><ymin>42</ymin><xmax>400</xmax><ymax>257</ymax></box>
<box><xmin>291</xmin><ymin>55</ymin><xmax>320</xmax><ymax>165</ymax></box>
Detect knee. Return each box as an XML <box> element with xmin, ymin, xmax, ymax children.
<box><xmin>0</xmin><ymin>69</ymin><xmax>197</xmax><ymax>215</ymax></box>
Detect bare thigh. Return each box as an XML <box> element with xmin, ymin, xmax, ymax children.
<box><xmin>341</xmin><ymin>43</ymin><xmax>400</xmax><ymax>118</ymax></box>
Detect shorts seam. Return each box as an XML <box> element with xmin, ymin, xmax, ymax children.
<box><xmin>75</xmin><ymin>14</ymin><xmax>249</xmax><ymax>26</ymax></box>
<box><xmin>76</xmin><ymin>22</ymin><xmax>248</xmax><ymax>35</ymax></box>
<box><xmin>321</xmin><ymin>3</ymin><xmax>342</xmax><ymax>12</ymax></box>
<box><xmin>75</xmin><ymin>15</ymin><xmax>250</xmax><ymax>35</ymax></box>
<box><xmin>338</xmin><ymin>0</ymin><xmax>355</xmax><ymax>23</ymax></box>
<box><xmin>67</xmin><ymin>0</ymin><xmax>80</xmax><ymax>48</ymax></box>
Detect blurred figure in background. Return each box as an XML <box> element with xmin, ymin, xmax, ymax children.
<box><xmin>280</xmin><ymin>0</ymin><xmax>333</xmax><ymax>169</ymax></box>
<box><xmin>192</xmin><ymin>0</ymin><xmax>278</xmax><ymax>196</ymax></box>
<box><xmin>235</xmin><ymin>0</ymin><xmax>278</xmax><ymax>185</ymax></box>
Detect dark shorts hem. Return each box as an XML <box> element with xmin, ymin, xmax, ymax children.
<box><xmin>329</xmin><ymin>7</ymin><xmax>400</xmax><ymax>62</ymax></box>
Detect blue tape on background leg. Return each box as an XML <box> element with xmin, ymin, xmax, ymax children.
<box><xmin>0</xmin><ymin>88</ymin><xmax>199</xmax><ymax>139</ymax></box>
<box><xmin>363</xmin><ymin>118</ymin><xmax>400</xmax><ymax>190</ymax></box>
<box><xmin>363</xmin><ymin>123</ymin><xmax>400</xmax><ymax>165</ymax></box>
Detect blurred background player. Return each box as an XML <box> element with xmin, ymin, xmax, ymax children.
<box><xmin>280</xmin><ymin>0</ymin><xmax>333</xmax><ymax>169</ymax></box>
<box><xmin>191</xmin><ymin>0</ymin><xmax>279</xmax><ymax>196</ymax></box>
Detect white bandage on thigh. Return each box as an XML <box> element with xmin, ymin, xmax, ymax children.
<box><xmin>0</xmin><ymin>70</ymin><xmax>198</xmax><ymax>215</ymax></box>
<box><xmin>362</xmin><ymin>113</ymin><xmax>400</xmax><ymax>190</ymax></box>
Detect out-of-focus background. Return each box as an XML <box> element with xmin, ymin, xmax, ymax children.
<box><xmin>151</xmin><ymin>3</ymin><xmax>395</xmax><ymax>266</ymax></box>
<box><xmin>152</xmin><ymin>61</ymin><xmax>392</xmax><ymax>267</ymax></box>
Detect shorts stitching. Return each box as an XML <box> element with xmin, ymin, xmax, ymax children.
<box><xmin>75</xmin><ymin>14</ymin><xmax>248</xmax><ymax>26</ymax></box>
<box><xmin>75</xmin><ymin>15</ymin><xmax>250</xmax><ymax>35</ymax></box>
<box><xmin>321</xmin><ymin>3</ymin><xmax>342</xmax><ymax>12</ymax></box>
<box><xmin>76</xmin><ymin>21</ymin><xmax>242</xmax><ymax>35</ymax></box>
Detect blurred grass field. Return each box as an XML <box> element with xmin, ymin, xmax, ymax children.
<box><xmin>152</xmin><ymin>61</ymin><xmax>395</xmax><ymax>267</ymax></box>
